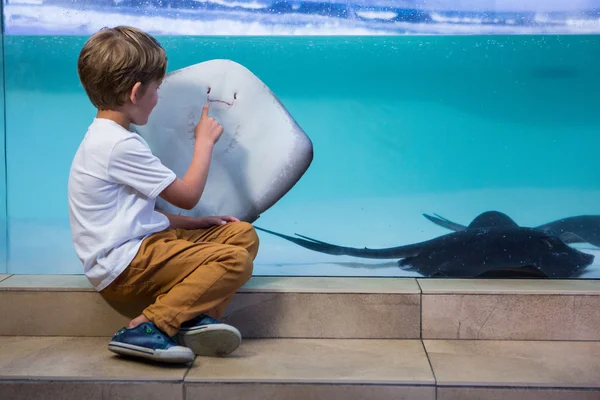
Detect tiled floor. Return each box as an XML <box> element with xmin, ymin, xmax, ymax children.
<box><xmin>0</xmin><ymin>336</ymin><xmax>189</xmax><ymax>381</ymax></box>
<box><xmin>1</xmin><ymin>337</ymin><xmax>599</xmax><ymax>400</ymax></box>
<box><xmin>437</xmin><ymin>387</ymin><xmax>600</xmax><ymax>400</ymax></box>
<box><xmin>425</xmin><ymin>340</ymin><xmax>600</xmax><ymax>388</ymax></box>
<box><xmin>186</xmin><ymin>338</ymin><xmax>434</xmax><ymax>385</ymax></box>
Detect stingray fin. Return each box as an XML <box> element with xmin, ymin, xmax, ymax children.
<box><xmin>254</xmin><ymin>226</ymin><xmax>420</xmax><ymax>259</ymax></box>
<box><xmin>422</xmin><ymin>213</ymin><xmax>466</xmax><ymax>231</ymax></box>
<box><xmin>398</xmin><ymin>257</ymin><xmax>454</xmax><ymax>277</ymax></box>
<box><xmin>467</xmin><ymin>211</ymin><xmax>519</xmax><ymax>229</ymax></box>
<box><xmin>253</xmin><ymin>226</ymin><xmax>345</xmax><ymax>255</ymax></box>
<box><xmin>536</xmin><ymin>215</ymin><xmax>600</xmax><ymax>248</ymax></box>
<box><xmin>423</xmin><ymin>210</ymin><xmax>520</xmax><ymax>231</ymax></box>
<box><xmin>558</xmin><ymin>231</ymin><xmax>586</xmax><ymax>244</ymax></box>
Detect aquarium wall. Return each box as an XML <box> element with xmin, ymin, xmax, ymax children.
<box><xmin>0</xmin><ymin>0</ymin><xmax>599</xmax><ymax>278</ymax></box>
<box><xmin>0</xmin><ymin>0</ymin><xmax>5</xmax><ymax>275</ymax></box>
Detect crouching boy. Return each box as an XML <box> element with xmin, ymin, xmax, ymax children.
<box><xmin>68</xmin><ymin>25</ymin><xmax>259</xmax><ymax>364</ymax></box>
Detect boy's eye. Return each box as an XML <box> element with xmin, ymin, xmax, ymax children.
<box><xmin>207</xmin><ymin>87</ymin><xmax>211</xmax><ymax>94</ymax></box>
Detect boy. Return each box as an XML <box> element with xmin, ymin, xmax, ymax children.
<box><xmin>68</xmin><ymin>26</ymin><xmax>259</xmax><ymax>364</ymax></box>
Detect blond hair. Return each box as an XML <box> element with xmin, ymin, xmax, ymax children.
<box><xmin>77</xmin><ymin>26</ymin><xmax>167</xmax><ymax>110</ymax></box>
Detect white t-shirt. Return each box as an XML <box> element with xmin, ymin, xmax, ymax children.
<box><xmin>68</xmin><ymin>118</ymin><xmax>177</xmax><ymax>291</ymax></box>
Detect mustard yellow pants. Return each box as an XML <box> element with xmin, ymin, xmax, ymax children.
<box><xmin>100</xmin><ymin>221</ymin><xmax>259</xmax><ymax>337</ymax></box>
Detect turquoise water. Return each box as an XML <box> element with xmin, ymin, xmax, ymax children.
<box><xmin>2</xmin><ymin>35</ymin><xmax>600</xmax><ymax>277</ymax></box>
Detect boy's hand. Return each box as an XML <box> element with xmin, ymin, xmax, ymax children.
<box><xmin>194</xmin><ymin>103</ymin><xmax>223</xmax><ymax>145</ymax></box>
<box><xmin>194</xmin><ymin>215</ymin><xmax>240</xmax><ymax>228</ymax></box>
<box><xmin>156</xmin><ymin>210</ymin><xmax>240</xmax><ymax>229</ymax></box>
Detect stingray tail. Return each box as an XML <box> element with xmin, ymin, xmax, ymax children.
<box><xmin>422</xmin><ymin>213</ymin><xmax>467</xmax><ymax>231</ymax></box>
<box><xmin>253</xmin><ymin>226</ymin><xmax>421</xmax><ymax>259</ymax></box>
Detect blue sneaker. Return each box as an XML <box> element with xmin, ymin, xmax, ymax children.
<box><xmin>108</xmin><ymin>322</ymin><xmax>195</xmax><ymax>364</ymax></box>
<box><xmin>175</xmin><ymin>314</ymin><xmax>242</xmax><ymax>357</ymax></box>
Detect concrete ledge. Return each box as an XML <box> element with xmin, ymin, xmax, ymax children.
<box><xmin>2</xmin><ymin>275</ymin><xmax>600</xmax><ymax>340</ymax></box>
<box><xmin>418</xmin><ymin>278</ymin><xmax>600</xmax><ymax>295</ymax></box>
<box><xmin>0</xmin><ymin>275</ymin><xmax>421</xmax><ymax>339</ymax></box>
<box><xmin>0</xmin><ymin>275</ymin><xmax>420</xmax><ymax>293</ymax></box>
<box><xmin>419</xmin><ymin>279</ymin><xmax>600</xmax><ymax>341</ymax></box>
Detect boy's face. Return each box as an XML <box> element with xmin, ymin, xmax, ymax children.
<box><xmin>128</xmin><ymin>79</ymin><xmax>162</xmax><ymax>126</ymax></box>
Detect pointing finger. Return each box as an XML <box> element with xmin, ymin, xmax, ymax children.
<box><xmin>201</xmin><ymin>103</ymin><xmax>210</xmax><ymax>118</ymax></box>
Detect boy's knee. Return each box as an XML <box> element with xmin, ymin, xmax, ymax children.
<box><xmin>231</xmin><ymin>221</ymin><xmax>255</xmax><ymax>236</ymax></box>
<box><xmin>239</xmin><ymin>249</ymin><xmax>254</xmax><ymax>285</ymax></box>
<box><xmin>219</xmin><ymin>245</ymin><xmax>254</xmax><ymax>284</ymax></box>
<box><xmin>229</xmin><ymin>221</ymin><xmax>260</xmax><ymax>258</ymax></box>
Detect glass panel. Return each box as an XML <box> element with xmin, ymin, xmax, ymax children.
<box><xmin>0</xmin><ymin>0</ymin><xmax>5</xmax><ymax>274</ymax></box>
<box><xmin>4</xmin><ymin>34</ymin><xmax>90</xmax><ymax>273</ymax></box>
<box><xmin>2</xmin><ymin>0</ymin><xmax>600</xmax><ymax>279</ymax></box>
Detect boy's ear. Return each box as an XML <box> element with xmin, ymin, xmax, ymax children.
<box><xmin>129</xmin><ymin>82</ymin><xmax>143</xmax><ymax>104</ymax></box>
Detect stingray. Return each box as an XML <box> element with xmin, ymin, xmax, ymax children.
<box><xmin>423</xmin><ymin>211</ymin><xmax>600</xmax><ymax>248</ymax></box>
<box><xmin>254</xmin><ymin>211</ymin><xmax>595</xmax><ymax>278</ymax></box>
<box><xmin>134</xmin><ymin>59</ymin><xmax>313</xmax><ymax>222</ymax></box>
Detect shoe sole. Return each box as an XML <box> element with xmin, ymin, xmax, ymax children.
<box><xmin>108</xmin><ymin>341</ymin><xmax>195</xmax><ymax>364</ymax></box>
<box><xmin>176</xmin><ymin>324</ymin><xmax>242</xmax><ymax>357</ymax></box>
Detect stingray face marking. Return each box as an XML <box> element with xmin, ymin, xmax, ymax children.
<box><xmin>207</xmin><ymin>86</ymin><xmax>237</xmax><ymax>107</ymax></box>
<box><xmin>185</xmin><ymin>84</ymin><xmax>238</xmax><ymax>140</ymax></box>
<box><xmin>204</xmin><ymin>71</ymin><xmax>241</xmax><ymax>111</ymax></box>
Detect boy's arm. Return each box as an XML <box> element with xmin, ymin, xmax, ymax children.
<box><xmin>158</xmin><ymin>140</ymin><xmax>213</xmax><ymax>210</ymax></box>
<box><xmin>158</xmin><ymin>103</ymin><xmax>223</xmax><ymax>210</ymax></box>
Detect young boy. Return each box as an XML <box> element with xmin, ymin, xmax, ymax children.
<box><xmin>68</xmin><ymin>26</ymin><xmax>259</xmax><ymax>364</ymax></box>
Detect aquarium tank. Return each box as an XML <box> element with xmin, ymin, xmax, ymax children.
<box><xmin>0</xmin><ymin>0</ymin><xmax>599</xmax><ymax>279</ymax></box>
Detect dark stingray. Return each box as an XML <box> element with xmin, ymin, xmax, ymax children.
<box><xmin>254</xmin><ymin>211</ymin><xmax>595</xmax><ymax>278</ymax></box>
<box><xmin>423</xmin><ymin>211</ymin><xmax>600</xmax><ymax>248</ymax></box>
